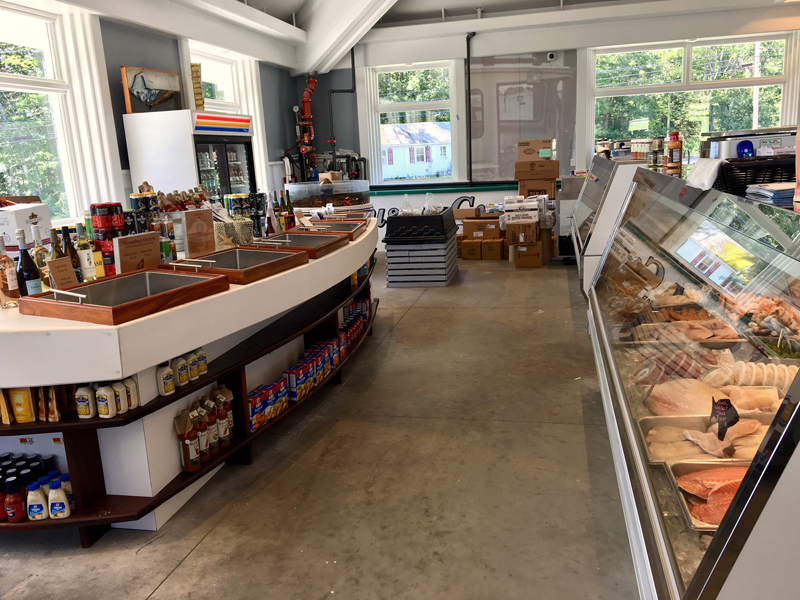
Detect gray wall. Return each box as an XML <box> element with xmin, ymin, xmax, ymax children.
<box><xmin>259</xmin><ymin>62</ymin><xmax>298</xmax><ymax>161</ymax></box>
<box><xmin>296</xmin><ymin>68</ymin><xmax>360</xmax><ymax>158</ymax></box>
<box><xmin>99</xmin><ymin>19</ymin><xmax>182</xmax><ymax>170</ymax></box>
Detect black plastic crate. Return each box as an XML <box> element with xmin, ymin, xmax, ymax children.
<box><xmin>382</xmin><ymin>207</ymin><xmax>458</xmax><ymax>244</ymax></box>
<box><xmin>712</xmin><ymin>156</ymin><xmax>796</xmax><ymax>197</ymax></box>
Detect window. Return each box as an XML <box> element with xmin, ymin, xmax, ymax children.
<box><xmin>189</xmin><ymin>48</ymin><xmax>238</xmax><ymax>113</ymax></box>
<box><xmin>0</xmin><ymin>9</ymin><xmax>71</xmax><ymax>219</ymax></box>
<box><xmin>440</xmin><ymin>146</ymin><xmax>447</xmax><ymax>158</ymax></box>
<box><xmin>363</xmin><ymin>62</ymin><xmax>461</xmax><ymax>184</ymax></box>
<box><xmin>593</xmin><ymin>38</ymin><xmax>787</xmax><ymax>167</ymax></box>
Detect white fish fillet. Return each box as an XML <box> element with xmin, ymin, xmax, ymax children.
<box><xmin>683</xmin><ymin>429</ymin><xmax>735</xmax><ymax>458</ymax></box>
<box><xmin>647</xmin><ymin>379</ymin><xmax>718</xmax><ymax>416</ymax></box>
<box><xmin>647</xmin><ymin>426</ymin><xmax>689</xmax><ymax>444</ymax></box>
<box><xmin>648</xmin><ymin>441</ymin><xmax>708</xmax><ymax>461</ymax></box>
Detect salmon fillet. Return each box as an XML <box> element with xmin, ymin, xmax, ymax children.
<box><xmin>675</xmin><ymin>467</ymin><xmax>748</xmax><ymax>499</ymax></box>
<box><xmin>689</xmin><ymin>480</ymin><xmax>742</xmax><ymax>526</ymax></box>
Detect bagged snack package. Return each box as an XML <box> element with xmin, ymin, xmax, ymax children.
<box><xmin>0</xmin><ymin>389</ymin><xmax>14</xmax><ymax>425</ymax></box>
<box><xmin>47</xmin><ymin>386</ymin><xmax>61</xmax><ymax>423</ymax></box>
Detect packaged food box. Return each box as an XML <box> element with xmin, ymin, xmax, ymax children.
<box><xmin>481</xmin><ymin>239</ymin><xmax>503</xmax><ymax>260</ymax></box>
<box><xmin>517</xmin><ymin>138</ymin><xmax>556</xmax><ymax>161</ymax></box>
<box><xmin>514</xmin><ymin>160</ymin><xmax>560</xmax><ymax>180</ymax></box>
<box><xmin>462</xmin><ymin>239</ymin><xmax>482</xmax><ymax>259</ymax></box>
<box><xmin>285</xmin><ymin>363</ymin><xmax>309</xmax><ymax>402</ymax></box>
<box><xmin>463</xmin><ymin>218</ymin><xmax>502</xmax><ymax>239</ymax></box>
<box><xmin>248</xmin><ymin>385</ymin><xmax>270</xmax><ymax>432</ymax></box>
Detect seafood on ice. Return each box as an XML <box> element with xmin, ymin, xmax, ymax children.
<box><xmin>646</xmin><ymin>378</ymin><xmax>782</xmax><ymax>416</ymax></box>
<box><xmin>647</xmin><ymin>419</ymin><xmax>767</xmax><ymax>461</ymax></box>
<box><xmin>701</xmin><ymin>361</ymin><xmax>798</xmax><ymax>395</ymax></box>
<box><xmin>676</xmin><ymin>467</ymin><xmax>749</xmax><ymax>526</ymax></box>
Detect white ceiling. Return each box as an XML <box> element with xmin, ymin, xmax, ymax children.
<box><xmin>378</xmin><ymin>0</ymin><xmax>645</xmax><ymax>25</ymax></box>
<box><xmin>240</xmin><ymin>0</ymin><xmax>306</xmax><ymax>23</ymax></box>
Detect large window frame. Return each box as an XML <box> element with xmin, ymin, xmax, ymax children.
<box><xmin>188</xmin><ymin>47</ymin><xmax>240</xmax><ymax>114</ymax></box>
<box><xmin>587</xmin><ymin>34</ymin><xmax>794</xmax><ymax>166</ymax></box>
<box><xmin>358</xmin><ymin>60</ymin><xmax>467</xmax><ymax>186</ymax></box>
<box><xmin>0</xmin><ymin>3</ymin><xmax>75</xmax><ymax>220</ymax></box>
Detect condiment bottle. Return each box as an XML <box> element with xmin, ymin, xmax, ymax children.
<box><xmin>179</xmin><ymin>421</ymin><xmax>201</xmax><ymax>473</ymax></box>
<box><xmin>26</xmin><ymin>481</ymin><xmax>48</xmax><ymax>520</ymax></box>
<box><xmin>196</xmin><ymin>416</ymin><xmax>210</xmax><ymax>463</ymax></box>
<box><xmin>75</xmin><ymin>384</ymin><xmax>97</xmax><ymax>419</ymax></box>
<box><xmin>172</xmin><ymin>356</ymin><xmax>189</xmax><ymax>387</ymax></box>
<box><xmin>4</xmin><ymin>477</ymin><xmax>25</xmax><ymax>522</ymax></box>
<box><xmin>156</xmin><ymin>362</ymin><xmax>175</xmax><ymax>396</ymax></box>
<box><xmin>60</xmin><ymin>473</ymin><xmax>74</xmax><ymax>510</ymax></box>
<box><xmin>122</xmin><ymin>378</ymin><xmax>139</xmax><ymax>409</ymax></box>
<box><xmin>667</xmin><ymin>131</ymin><xmax>683</xmax><ymax>166</ymax></box>
<box><xmin>202</xmin><ymin>400</ymin><xmax>219</xmax><ymax>455</ymax></box>
<box><xmin>216</xmin><ymin>400</ymin><xmax>230</xmax><ymax>449</ymax></box>
<box><xmin>195</xmin><ymin>347</ymin><xmax>208</xmax><ymax>376</ymax></box>
<box><xmin>48</xmin><ymin>479</ymin><xmax>70</xmax><ymax>519</ymax></box>
<box><xmin>217</xmin><ymin>386</ymin><xmax>235</xmax><ymax>441</ymax></box>
<box><xmin>95</xmin><ymin>382</ymin><xmax>117</xmax><ymax>419</ymax></box>
<box><xmin>184</xmin><ymin>352</ymin><xmax>200</xmax><ymax>382</ymax></box>
<box><xmin>47</xmin><ymin>470</ymin><xmax>60</xmax><ymax>490</ymax></box>
<box><xmin>111</xmin><ymin>381</ymin><xmax>128</xmax><ymax>414</ymax></box>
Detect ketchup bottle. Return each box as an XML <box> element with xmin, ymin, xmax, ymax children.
<box><xmin>197</xmin><ymin>419</ymin><xmax>210</xmax><ymax>464</ymax></box>
<box><xmin>206</xmin><ymin>412</ymin><xmax>219</xmax><ymax>455</ymax></box>
<box><xmin>179</xmin><ymin>426</ymin><xmax>201</xmax><ymax>473</ymax></box>
<box><xmin>0</xmin><ymin>478</ymin><xmax>7</xmax><ymax>522</ymax></box>
<box><xmin>4</xmin><ymin>476</ymin><xmax>26</xmax><ymax>523</ymax></box>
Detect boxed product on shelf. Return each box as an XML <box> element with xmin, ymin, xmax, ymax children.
<box><xmin>247</xmin><ymin>377</ymin><xmax>289</xmax><ymax>433</ymax></box>
<box><xmin>0</xmin><ymin>203</ymin><xmax>52</xmax><ymax>259</ymax></box>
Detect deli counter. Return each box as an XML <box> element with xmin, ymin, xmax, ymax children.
<box><xmin>586</xmin><ymin>167</ymin><xmax>800</xmax><ymax>599</ymax></box>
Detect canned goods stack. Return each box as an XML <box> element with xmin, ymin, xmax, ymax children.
<box><xmin>250</xmin><ymin>193</ymin><xmax>267</xmax><ymax>238</ymax></box>
<box><xmin>90</xmin><ymin>202</ymin><xmax>125</xmax><ymax>277</ymax></box>
<box><xmin>223</xmin><ymin>194</ymin><xmax>250</xmax><ymax>219</ymax></box>
<box><xmin>130</xmin><ymin>192</ymin><xmax>160</xmax><ymax>224</ymax></box>
<box><xmin>159</xmin><ymin>218</ymin><xmax>177</xmax><ymax>263</ymax></box>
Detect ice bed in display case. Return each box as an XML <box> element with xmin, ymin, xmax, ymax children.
<box><xmin>587</xmin><ymin>167</ymin><xmax>800</xmax><ymax>600</ymax></box>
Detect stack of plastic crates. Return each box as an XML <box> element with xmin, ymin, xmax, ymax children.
<box><xmin>382</xmin><ymin>208</ymin><xmax>458</xmax><ymax>288</ymax></box>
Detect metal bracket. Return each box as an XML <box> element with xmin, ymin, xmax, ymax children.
<box><xmin>51</xmin><ymin>289</ymin><xmax>88</xmax><ymax>304</ymax></box>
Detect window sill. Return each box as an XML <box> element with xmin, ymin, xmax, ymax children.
<box><xmin>370</xmin><ymin>181</ymin><xmax>519</xmax><ymax>196</ymax></box>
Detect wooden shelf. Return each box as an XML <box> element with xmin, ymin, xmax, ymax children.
<box><xmin>0</xmin><ymin>300</ymin><xmax>378</xmax><ymax>534</ymax></box>
<box><xmin>0</xmin><ymin>253</ymin><xmax>376</xmax><ymax>437</ymax></box>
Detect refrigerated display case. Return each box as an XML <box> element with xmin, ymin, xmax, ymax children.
<box><xmin>570</xmin><ymin>156</ymin><xmax>649</xmax><ymax>295</ymax></box>
<box><xmin>124</xmin><ymin>109</ymin><xmax>257</xmax><ymax>202</ymax></box>
<box><xmin>195</xmin><ymin>137</ymin><xmax>256</xmax><ymax>202</ymax></box>
<box><xmin>587</xmin><ymin>166</ymin><xmax>800</xmax><ymax>600</ymax></box>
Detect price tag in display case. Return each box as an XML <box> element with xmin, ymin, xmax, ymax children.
<box><xmin>184</xmin><ymin>209</ymin><xmax>215</xmax><ymax>258</ymax></box>
<box><xmin>47</xmin><ymin>257</ymin><xmax>80</xmax><ymax>289</ymax></box>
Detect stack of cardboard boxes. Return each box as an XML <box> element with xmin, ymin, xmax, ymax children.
<box><xmin>455</xmin><ymin>207</ymin><xmax>506</xmax><ymax>261</ymax></box>
<box><xmin>514</xmin><ymin>139</ymin><xmax>559</xmax><ymax>267</ymax></box>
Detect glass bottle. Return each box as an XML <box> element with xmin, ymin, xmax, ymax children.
<box><xmin>0</xmin><ymin>237</ymin><xmax>20</xmax><ymax>308</ymax></box>
<box><xmin>61</xmin><ymin>226</ymin><xmax>83</xmax><ymax>283</ymax></box>
<box><xmin>278</xmin><ymin>190</ymin><xmax>287</xmax><ymax>214</ymax></box>
<box><xmin>285</xmin><ymin>189</ymin><xmax>294</xmax><ymax>213</ymax></box>
<box><xmin>74</xmin><ymin>223</ymin><xmax>96</xmax><ymax>281</ymax></box>
<box><xmin>50</xmin><ymin>228</ymin><xmax>65</xmax><ymax>262</ymax></box>
<box><xmin>29</xmin><ymin>225</ymin><xmax>50</xmax><ymax>291</ymax></box>
<box><xmin>15</xmin><ymin>229</ymin><xmax>42</xmax><ymax>296</ymax></box>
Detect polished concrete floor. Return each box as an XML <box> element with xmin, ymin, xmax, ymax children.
<box><xmin>0</xmin><ymin>255</ymin><xmax>638</xmax><ymax>600</ymax></box>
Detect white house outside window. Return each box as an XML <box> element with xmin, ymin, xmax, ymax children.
<box><xmin>593</xmin><ymin>36</ymin><xmax>790</xmax><ymax>166</ymax></box>
<box><xmin>0</xmin><ymin>7</ymin><xmax>73</xmax><ymax>219</ymax></box>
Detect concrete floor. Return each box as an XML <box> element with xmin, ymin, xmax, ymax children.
<box><xmin>0</xmin><ymin>255</ymin><xmax>639</xmax><ymax>600</ymax></box>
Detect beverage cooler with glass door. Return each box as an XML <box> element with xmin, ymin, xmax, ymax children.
<box><xmin>124</xmin><ymin>109</ymin><xmax>257</xmax><ymax>203</ymax></box>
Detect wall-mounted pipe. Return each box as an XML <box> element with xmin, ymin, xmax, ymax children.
<box><xmin>465</xmin><ymin>32</ymin><xmax>476</xmax><ymax>185</ymax></box>
<box><xmin>328</xmin><ymin>47</ymin><xmax>356</xmax><ymax>175</ymax></box>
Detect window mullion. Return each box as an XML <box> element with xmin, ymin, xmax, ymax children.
<box><xmin>683</xmin><ymin>42</ymin><xmax>692</xmax><ymax>85</ymax></box>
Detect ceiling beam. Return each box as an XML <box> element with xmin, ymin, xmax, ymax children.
<box><xmin>292</xmin><ymin>0</ymin><xmax>400</xmax><ymax>75</ymax></box>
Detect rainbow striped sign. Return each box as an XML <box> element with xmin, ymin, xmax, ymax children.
<box><xmin>193</xmin><ymin>112</ymin><xmax>252</xmax><ymax>135</ymax></box>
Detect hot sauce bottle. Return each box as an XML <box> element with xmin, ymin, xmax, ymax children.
<box><xmin>4</xmin><ymin>477</ymin><xmax>26</xmax><ymax>523</ymax></box>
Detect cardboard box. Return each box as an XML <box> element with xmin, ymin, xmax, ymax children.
<box><xmin>453</xmin><ymin>208</ymin><xmax>481</xmax><ymax>220</ymax></box>
<box><xmin>456</xmin><ymin>233</ymin><xmax>465</xmax><ymax>257</ymax></box>
<box><xmin>481</xmin><ymin>239</ymin><xmax>503</xmax><ymax>260</ymax></box>
<box><xmin>505</xmin><ymin>210</ymin><xmax>539</xmax><ymax>224</ymax></box>
<box><xmin>503</xmin><ymin>239</ymin><xmax>510</xmax><ymax>259</ymax></box>
<box><xmin>318</xmin><ymin>171</ymin><xmax>342</xmax><ymax>181</ymax></box>
<box><xmin>515</xmin><ymin>243</ymin><xmax>544</xmax><ymax>269</ymax></box>
<box><xmin>519</xmin><ymin>179</ymin><xmax>557</xmax><ymax>199</ymax></box>
<box><xmin>463</xmin><ymin>218</ymin><xmax>502</xmax><ymax>239</ymax></box>
<box><xmin>462</xmin><ymin>239</ymin><xmax>482</xmax><ymax>259</ymax></box>
<box><xmin>506</xmin><ymin>222</ymin><xmax>538</xmax><ymax>245</ymax></box>
<box><xmin>515</xmin><ymin>160</ymin><xmax>560</xmax><ymax>180</ymax></box>
<box><xmin>0</xmin><ymin>203</ymin><xmax>52</xmax><ymax>258</ymax></box>
<box><xmin>517</xmin><ymin>139</ymin><xmax>556</xmax><ymax>161</ymax></box>
<box><xmin>504</xmin><ymin>201</ymin><xmax>539</xmax><ymax>213</ymax></box>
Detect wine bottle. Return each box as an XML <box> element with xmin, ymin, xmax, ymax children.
<box><xmin>74</xmin><ymin>223</ymin><xmax>96</xmax><ymax>281</ymax></box>
<box><xmin>15</xmin><ymin>229</ymin><xmax>42</xmax><ymax>296</ymax></box>
<box><xmin>61</xmin><ymin>226</ymin><xmax>83</xmax><ymax>283</ymax></box>
<box><xmin>0</xmin><ymin>236</ymin><xmax>20</xmax><ymax>308</ymax></box>
<box><xmin>29</xmin><ymin>225</ymin><xmax>50</xmax><ymax>291</ymax></box>
<box><xmin>50</xmin><ymin>228</ymin><xmax>65</xmax><ymax>261</ymax></box>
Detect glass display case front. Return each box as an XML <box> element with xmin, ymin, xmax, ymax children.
<box><xmin>588</xmin><ymin>167</ymin><xmax>800</xmax><ymax>599</ymax></box>
<box><xmin>571</xmin><ymin>156</ymin><xmax>616</xmax><ymax>251</ymax></box>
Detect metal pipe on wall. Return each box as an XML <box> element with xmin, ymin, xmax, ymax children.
<box><xmin>465</xmin><ymin>32</ymin><xmax>476</xmax><ymax>185</ymax></box>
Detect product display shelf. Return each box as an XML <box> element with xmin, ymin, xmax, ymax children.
<box><xmin>0</xmin><ymin>251</ymin><xmax>378</xmax><ymax>437</ymax></box>
<box><xmin>0</xmin><ymin>301</ymin><xmax>379</xmax><ymax>539</ymax></box>
<box><xmin>0</xmin><ymin>254</ymin><xmax>377</xmax><ymax>547</ymax></box>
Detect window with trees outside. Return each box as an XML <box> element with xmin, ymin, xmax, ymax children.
<box><xmin>0</xmin><ymin>8</ymin><xmax>72</xmax><ymax>219</ymax></box>
<box><xmin>370</xmin><ymin>64</ymin><xmax>456</xmax><ymax>183</ymax></box>
<box><xmin>190</xmin><ymin>50</ymin><xmax>238</xmax><ymax>113</ymax></box>
<box><xmin>594</xmin><ymin>38</ymin><xmax>787</xmax><ymax>168</ymax></box>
